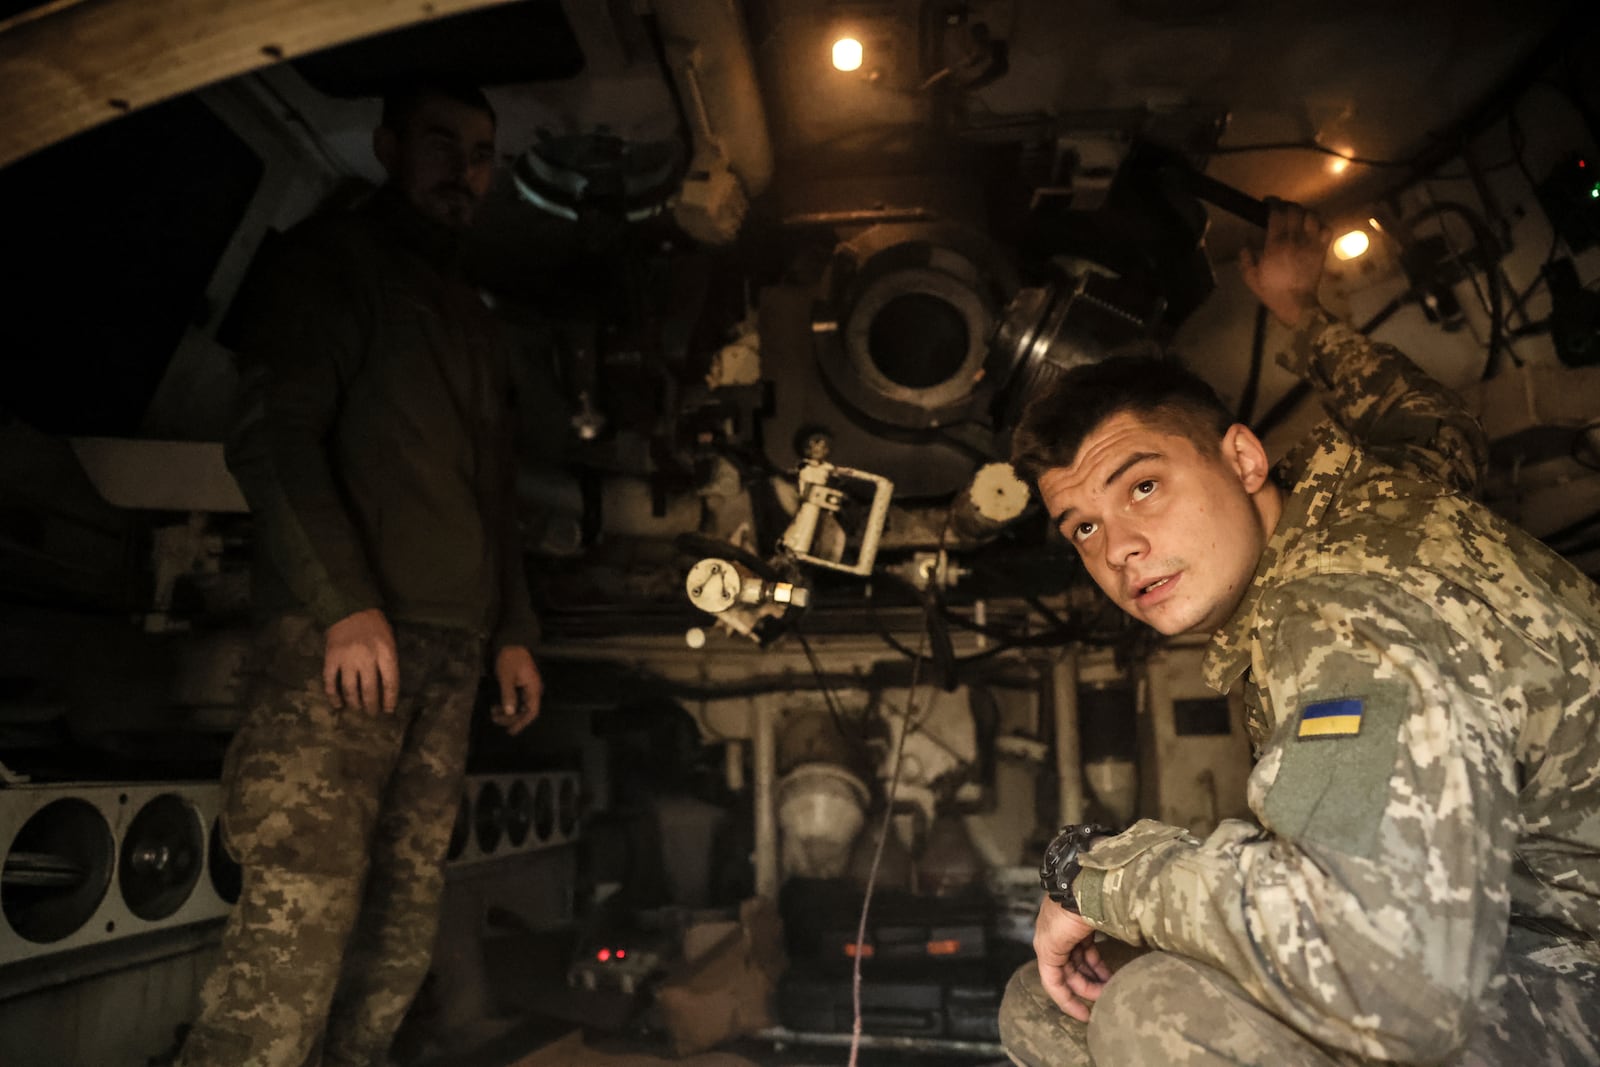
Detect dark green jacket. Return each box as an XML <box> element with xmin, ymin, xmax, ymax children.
<box><xmin>226</xmin><ymin>186</ymin><xmax>539</xmax><ymax>651</ymax></box>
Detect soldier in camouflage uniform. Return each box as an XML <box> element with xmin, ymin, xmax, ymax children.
<box><xmin>1000</xmin><ymin>201</ymin><xmax>1600</xmax><ymax>1065</ymax></box>
<box><xmin>180</xmin><ymin>83</ymin><xmax>544</xmax><ymax>1067</ymax></box>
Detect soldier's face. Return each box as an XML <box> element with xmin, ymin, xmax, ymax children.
<box><xmin>1037</xmin><ymin>412</ymin><xmax>1281</xmax><ymax>636</ymax></box>
<box><xmin>376</xmin><ymin>95</ymin><xmax>497</xmax><ymax>229</ymax></box>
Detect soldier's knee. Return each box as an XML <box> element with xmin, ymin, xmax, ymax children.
<box><xmin>999</xmin><ymin>961</ymin><xmax>1093</xmax><ymax>1067</ymax></box>
<box><xmin>1087</xmin><ymin>952</ymin><xmax>1270</xmax><ymax>1066</ymax></box>
<box><xmin>1081</xmin><ymin>947</ymin><xmax>1196</xmax><ymax>1049</ymax></box>
<box><xmin>1088</xmin><ymin>950</ymin><xmax>1191</xmax><ymax>1036</ymax></box>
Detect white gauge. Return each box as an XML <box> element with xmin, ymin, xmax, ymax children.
<box><xmin>685</xmin><ymin>557</ymin><xmax>741</xmax><ymax>613</ymax></box>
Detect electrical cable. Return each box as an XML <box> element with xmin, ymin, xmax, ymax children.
<box><xmin>1506</xmin><ymin>107</ymin><xmax>1546</xmax><ymax>207</ymax></box>
<box><xmin>935</xmin><ymin>599</ymin><xmax>1130</xmax><ymax>648</ymax></box>
<box><xmin>866</xmin><ymin>586</ymin><xmax>934</xmax><ymax>661</ymax></box>
<box><xmin>1407</xmin><ymin>195</ymin><xmax>1513</xmax><ymax>377</ymax></box>
<box><xmin>870</xmin><ymin>585</ymin><xmax>1043</xmax><ymax>668</ymax></box>
<box><xmin>794</xmin><ymin>624</ymin><xmax>862</xmax><ymax>741</ymax></box>
<box><xmin>1238</xmin><ymin>305</ymin><xmax>1268</xmax><ymax>425</ymax></box>
<box><xmin>846</xmin><ymin>644</ymin><xmax>925</xmax><ymax>1067</ymax></box>
<box><xmin>613</xmin><ymin>670</ymin><xmax>869</xmax><ymax>701</ymax></box>
<box><xmin>847</xmin><ymin>554</ymin><xmax>940</xmax><ymax>1067</ymax></box>
<box><xmin>868</xmin><ymin>582</ymin><xmax>1111</xmax><ymax>660</ymax></box>
<box><xmin>874</xmin><ymin>566</ymin><xmax>1130</xmax><ymax>649</ymax></box>
<box><xmin>928</xmin><ymin>603</ymin><xmax>960</xmax><ymax>691</ymax></box>
<box><xmin>1024</xmin><ymin>592</ymin><xmax>1071</xmax><ymax>631</ymax></box>
<box><xmin>1503</xmin><ymin>232</ymin><xmax>1562</xmax><ymax>328</ymax></box>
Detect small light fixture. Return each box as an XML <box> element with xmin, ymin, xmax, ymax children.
<box><xmin>1333</xmin><ymin>229</ymin><xmax>1370</xmax><ymax>261</ymax></box>
<box><xmin>832</xmin><ymin>36</ymin><xmax>864</xmax><ymax>72</ymax></box>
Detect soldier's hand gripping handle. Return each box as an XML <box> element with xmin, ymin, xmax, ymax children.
<box><xmin>1240</xmin><ymin>199</ymin><xmax>1333</xmax><ymax>329</ymax></box>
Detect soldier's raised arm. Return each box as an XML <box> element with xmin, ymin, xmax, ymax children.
<box><xmin>1242</xmin><ymin>202</ymin><xmax>1489</xmax><ymax>496</ymax></box>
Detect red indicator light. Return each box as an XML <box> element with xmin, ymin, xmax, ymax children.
<box><xmin>616</xmin><ymin>949</ymin><xmax>626</xmax><ymax>959</ymax></box>
<box><xmin>1581</xmin><ymin>159</ymin><xmax>1588</xmax><ymax>169</ymax></box>
<box><xmin>927</xmin><ymin>938</ymin><xmax>962</xmax><ymax>956</ymax></box>
<box><xmin>843</xmin><ymin>942</ymin><xmax>875</xmax><ymax>958</ymax></box>
<box><xmin>597</xmin><ymin>948</ymin><xmax>611</xmax><ymax>962</ymax></box>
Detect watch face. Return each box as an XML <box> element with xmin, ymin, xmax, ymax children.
<box><xmin>685</xmin><ymin>557</ymin><xmax>740</xmax><ymax>613</ymax></box>
<box><xmin>1041</xmin><ymin>824</ymin><xmax>1111</xmax><ymax>906</ymax></box>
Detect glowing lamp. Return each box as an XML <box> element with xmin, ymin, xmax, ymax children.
<box><xmin>832</xmin><ymin>37</ymin><xmax>863</xmax><ymax>72</ymax></box>
<box><xmin>1333</xmin><ymin>229</ymin><xmax>1370</xmax><ymax>261</ymax></box>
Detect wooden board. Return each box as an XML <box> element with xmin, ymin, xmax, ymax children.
<box><xmin>0</xmin><ymin>0</ymin><xmax>520</xmax><ymax>168</ymax></box>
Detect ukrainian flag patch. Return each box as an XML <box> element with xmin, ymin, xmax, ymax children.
<box><xmin>1297</xmin><ymin>697</ymin><xmax>1364</xmax><ymax>739</ymax></box>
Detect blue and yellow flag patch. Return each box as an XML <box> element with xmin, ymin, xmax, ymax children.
<box><xmin>1297</xmin><ymin>697</ymin><xmax>1364</xmax><ymax>739</ymax></box>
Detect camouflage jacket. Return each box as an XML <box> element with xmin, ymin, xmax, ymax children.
<box><xmin>225</xmin><ymin>187</ymin><xmax>539</xmax><ymax>651</ymax></box>
<box><xmin>1070</xmin><ymin>307</ymin><xmax>1600</xmax><ymax>1060</ymax></box>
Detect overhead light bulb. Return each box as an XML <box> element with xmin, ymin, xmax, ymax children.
<box><xmin>832</xmin><ymin>37</ymin><xmax>864</xmax><ymax>72</ymax></box>
<box><xmin>1333</xmin><ymin>229</ymin><xmax>1370</xmax><ymax>260</ymax></box>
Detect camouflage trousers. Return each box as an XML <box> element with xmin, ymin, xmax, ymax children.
<box><xmin>180</xmin><ymin>615</ymin><xmax>484</xmax><ymax>1067</ymax></box>
<box><xmin>1000</xmin><ymin>923</ymin><xmax>1600</xmax><ymax>1066</ymax></box>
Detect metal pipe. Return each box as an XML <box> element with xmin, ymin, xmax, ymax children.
<box><xmin>1052</xmin><ymin>650</ymin><xmax>1085</xmax><ymax>826</ymax></box>
<box><xmin>751</xmin><ymin>698</ymin><xmax>779</xmax><ymax>898</ymax></box>
<box><xmin>757</xmin><ymin>1026</ymin><xmax>1004</xmax><ymax>1055</ymax></box>
<box><xmin>652</xmin><ymin>0</ymin><xmax>774</xmax><ymax>196</ymax></box>
<box><xmin>949</xmin><ymin>462</ymin><xmax>1031</xmax><ymax>541</ymax></box>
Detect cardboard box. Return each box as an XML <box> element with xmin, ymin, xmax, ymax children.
<box><xmin>655</xmin><ymin>898</ymin><xmax>787</xmax><ymax>1056</ymax></box>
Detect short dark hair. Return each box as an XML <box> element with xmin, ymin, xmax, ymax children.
<box><xmin>1010</xmin><ymin>356</ymin><xmax>1235</xmax><ymax>482</ymax></box>
<box><xmin>379</xmin><ymin>80</ymin><xmax>496</xmax><ymax>135</ymax></box>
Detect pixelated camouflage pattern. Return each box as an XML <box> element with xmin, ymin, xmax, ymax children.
<box><xmin>999</xmin><ymin>960</ymin><xmax>1093</xmax><ymax>1067</ymax></box>
<box><xmin>1003</xmin><ymin>924</ymin><xmax>1598</xmax><ymax>1066</ymax></box>
<box><xmin>1016</xmin><ymin>308</ymin><xmax>1599</xmax><ymax>1062</ymax></box>
<box><xmin>179</xmin><ymin>614</ymin><xmax>482</xmax><ymax>1067</ymax></box>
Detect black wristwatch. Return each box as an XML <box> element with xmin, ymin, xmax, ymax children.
<box><xmin>1039</xmin><ymin>824</ymin><xmax>1112</xmax><ymax>912</ymax></box>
